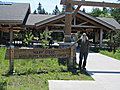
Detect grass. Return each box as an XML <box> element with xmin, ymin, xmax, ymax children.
<box><xmin>0</xmin><ymin>47</ymin><xmax>93</xmax><ymax>90</ymax></box>
<box><xmin>91</xmin><ymin>47</ymin><xmax>120</xmax><ymax>60</ymax></box>
<box><xmin>99</xmin><ymin>50</ymin><xmax>120</xmax><ymax>60</ymax></box>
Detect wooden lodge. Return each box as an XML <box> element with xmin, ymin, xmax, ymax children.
<box><xmin>0</xmin><ymin>2</ymin><xmax>120</xmax><ymax>47</ymax></box>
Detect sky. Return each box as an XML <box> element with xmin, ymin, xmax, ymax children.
<box><xmin>1</xmin><ymin>0</ymin><xmax>119</xmax><ymax>13</ymax></box>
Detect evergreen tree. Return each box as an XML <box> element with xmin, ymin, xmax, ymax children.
<box><xmin>42</xmin><ymin>8</ymin><xmax>45</xmax><ymax>14</ymax></box>
<box><xmin>60</xmin><ymin>5</ymin><xmax>66</xmax><ymax>14</ymax></box>
<box><xmin>36</xmin><ymin>2</ymin><xmax>47</xmax><ymax>14</ymax></box>
<box><xmin>33</xmin><ymin>10</ymin><xmax>37</xmax><ymax>14</ymax></box>
<box><xmin>52</xmin><ymin>5</ymin><xmax>60</xmax><ymax>15</ymax></box>
<box><xmin>45</xmin><ymin>12</ymin><xmax>49</xmax><ymax>15</ymax></box>
<box><xmin>82</xmin><ymin>8</ymin><xmax>86</xmax><ymax>13</ymax></box>
<box><xmin>37</xmin><ymin>2</ymin><xmax>42</xmax><ymax>14</ymax></box>
<box><xmin>72</xmin><ymin>6</ymin><xmax>76</xmax><ymax>10</ymax></box>
<box><xmin>48</xmin><ymin>13</ymin><xmax>52</xmax><ymax>15</ymax></box>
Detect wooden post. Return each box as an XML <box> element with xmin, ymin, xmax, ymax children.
<box><xmin>9</xmin><ymin>26</ymin><xmax>14</xmax><ymax>74</ymax></box>
<box><xmin>45</xmin><ymin>26</ymin><xmax>48</xmax><ymax>41</ymax></box>
<box><xmin>100</xmin><ymin>29</ymin><xmax>103</xmax><ymax>47</ymax></box>
<box><xmin>10</xmin><ymin>26</ymin><xmax>14</xmax><ymax>46</ymax></box>
<box><xmin>0</xmin><ymin>29</ymin><xmax>3</xmax><ymax>42</ymax></box>
<box><xmin>110</xmin><ymin>31</ymin><xmax>114</xmax><ymax>42</ymax></box>
<box><xmin>64</xmin><ymin>0</ymin><xmax>72</xmax><ymax>42</ymax></box>
<box><xmin>74</xmin><ymin>16</ymin><xmax>76</xmax><ymax>25</ymax></box>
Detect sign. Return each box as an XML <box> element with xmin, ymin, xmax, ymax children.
<box><xmin>5</xmin><ymin>48</ymin><xmax>73</xmax><ymax>59</ymax></box>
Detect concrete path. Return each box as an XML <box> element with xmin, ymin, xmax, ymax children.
<box><xmin>49</xmin><ymin>52</ymin><xmax>120</xmax><ymax>90</ymax></box>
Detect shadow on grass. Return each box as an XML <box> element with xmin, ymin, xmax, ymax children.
<box><xmin>2</xmin><ymin>70</ymin><xmax>68</xmax><ymax>77</ymax></box>
<box><xmin>0</xmin><ymin>81</ymin><xmax>7</xmax><ymax>90</ymax></box>
<box><xmin>2</xmin><ymin>68</ymin><xmax>90</xmax><ymax>77</ymax></box>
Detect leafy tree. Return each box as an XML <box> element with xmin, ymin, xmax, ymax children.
<box><xmin>113</xmin><ymin>31</ymin><xmax>120</xmax><ymax>43</ymax></box>
<box><xmin>99</xmin><ymin>7</ymin><xmax>113</xmax><ymax>18</ymax></box>
<box><xmin>110</xmin><ymin>8</ymin><xmax>120</xmax><ymax>23</ymax></box>
<box><xmin>89</xmin><ymin>8</ymin><xmax>102</xmax><ymax>17</ymax></box>
<box><xmin>23</xmin><ymin>32</ymin><xmax>34</xmax><ymax>45</ymax></box>
<box><xmin>52</xmin><ymin>5</ymin><xmax>60</xmax><ymax>15</ymax></box>
<box><xmin>40</xmin><ymin>31</ymin><xmax>53</xmax><ymax>48</ymax></box>
<box><xmin>89</xmin><ymin>8</ymin><xmax>112</xmax><ymax>18</ymax></box>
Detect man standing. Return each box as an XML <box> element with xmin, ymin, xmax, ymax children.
<box><xmin>78</xmin><ymin>33</ymin><xmax>89</xmax><ymax>70</ymax></box>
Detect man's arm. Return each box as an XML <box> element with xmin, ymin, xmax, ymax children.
<box><xmin>70</xmin><ymin>38</ymin><xmax>81</xmax><ymax>48</ymax></box>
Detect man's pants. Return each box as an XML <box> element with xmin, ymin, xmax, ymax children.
<box><xmin>79</xmin><ymin>52</ymin><xmax>88</xmax><ymax>68</ymax></box>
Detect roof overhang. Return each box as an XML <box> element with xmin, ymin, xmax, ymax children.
<box><xmin>35</xmin><ymin>11</ymin><xmax>116</xmax><ymax>31</ymax></box>
<box><xmin>35</xmin><ymin>15</ymin><xmax>65</xmax><ymax>27</ymax></box>
<box><xmin>0</xmin><ymin>20</ymin><xmax>23</xmax><ymax>24</ymax></box>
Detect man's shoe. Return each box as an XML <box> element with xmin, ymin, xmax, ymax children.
<box><xmin>82</xmin><ymin>67</ymin><xmax>86</xmax><ymax>70</ymax></box>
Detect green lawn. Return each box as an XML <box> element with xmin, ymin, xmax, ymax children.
<box><xmin>0</xmin><ymin>47</ymin><xmax>93</xmax><ymax>90</ymax></box>
<box><xmin>100</xmin><ymin>50</ymin><xmax>120</xmax><ymax>60</ymax></box>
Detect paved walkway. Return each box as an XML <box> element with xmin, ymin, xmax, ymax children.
<box><xmin>49</xmin><ymin>52</ymin><xmax>120</xmax><ymax>90</ymax></box>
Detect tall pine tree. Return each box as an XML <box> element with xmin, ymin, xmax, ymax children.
<box><xmin>33</xmin><ymin>10</ymin><xmax>37</xmax><ymax>14</ymax></box>
<box><xmin>37</xmin><ymin>2</ymin><xmax>42</xmax><ymax>14</ymax></box>
<box><xmin>52</xmin><ymin>5</ymin><xmax>60</xmax><ymax>15</ymax></box>
<box><xmin>36</xmin><ymin>2</ymin><xmax>47</xmax><ymax>14</ymax></box>
<box><xmin>60</xmin><ymin>5</ymin><xmax>66</xmax><ymax>14</ymax></box>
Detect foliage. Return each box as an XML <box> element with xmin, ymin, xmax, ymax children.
<box><xmin>35</xmin><ymin>2</ymin><xmax>48</xmax><ymax>14</ymax></box>
<box><xmin>0</xmin><ymin>48</ymin><xmax>93</xmax><ymax>90</ymax></box>
<box><xmin>110</xmin><ymin>8</ymin><xmax>120</xmax><ymax>23</ymax></box>
<box><xmin>52</xmin><ymin>5</ymin><xmax>60</xmax><ymax>15</ymax></box>
<box><xmin>33</xmin><ymin>10</ymin><xmax>37</xmax><ymax>14</ymax></box>
<box><xmin>14</xmin><ymin>33</ymin><xmax>23</xmax><ymax>40</ymax></box>
<box><xmin>23</xmin><ymin>32</ymin><xmax>34</xmax><ymax>44</ymax></box>
<box><xmin>113</xmin><ymin>31</ymin><xmax>120</xmax><ymax>43</ymax></box>
<box><xmin>100</xmin><ymin>50</ymin><xmax>120</xmax><ymax>60</ymax></box>
<box><xmin>89</xmin><ymin>8</ymin><xmax>113</xmax><ymax>18</ymax></box>
<box><xmin>40</xmin><ymin>31</ymin><xmax>53</xmax><ymax>48</ymax></box>
<box><xmin>89</xmin><ymin>8</ymin><xmax>102</xmax><ymax>17</ymax></box>
<box><xmin>60</xmin><ymin>5</ymin><xmax>65</xmax><ymax>14</ymax></box>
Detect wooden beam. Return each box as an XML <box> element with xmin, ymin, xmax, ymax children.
<box><xmin>48</xmin><ymin>24</ymin><xmax>97</xmax><ymax>28</ymax></box>
<box><xmin>76</xmin><ymin>14</ymin><xmax>110</xmax><ymax>31</ymax></box>
<box><xmin>61</xmin><ymin>1</ymin><xmax>120</xmax><ymax>8</ymax></box>
<box><xmin>13</xmin><ymin>27</ymin><xmax>26</xmax><ymax>30</ymax></box>
<box><xmin>36</xmin><ymin>16</ymin><xmax>65</xmax><ymax>28</ymax></box>
<box><xmin>61</xmin><ymin>20</ymin><xmax>65</xmax><ymax>23</ymax></box>
<box><xmin>73</xmin><ymin>5</ymin><xmax>81</xmax><ymax>16</ymax></box>
<box><xmin>78</xmin><ymin>22</ymin><xmax>88</xmax><ymax>25</ymax></box>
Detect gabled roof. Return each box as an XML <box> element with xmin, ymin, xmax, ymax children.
<box><xmin>0</xmin><ymin>3</ymin><xmax>30</xmax><ymax>24</ymax></box>
<box><xmin>26</xmin><ymin>10</ymin><xmax>120</xmax><ymax>31</ymax></box>
<box><xmin>35</xmin><ymin>14</ymin><xmax>65</xmax><ymax>27</ymax></box>
<box><xmin>26</xmin><ymin>14</ymin><xmax>56</xmax><ymax>26</ymax></box>
<box><xmin>97</xmin><ymin>17</ymin><xmax>120</xmax><ymax>30</ymax></box>
<box><xmin>77</xmin><ymin>10</ymin><xmax>116</xmax><ymax>30</ymax></box>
